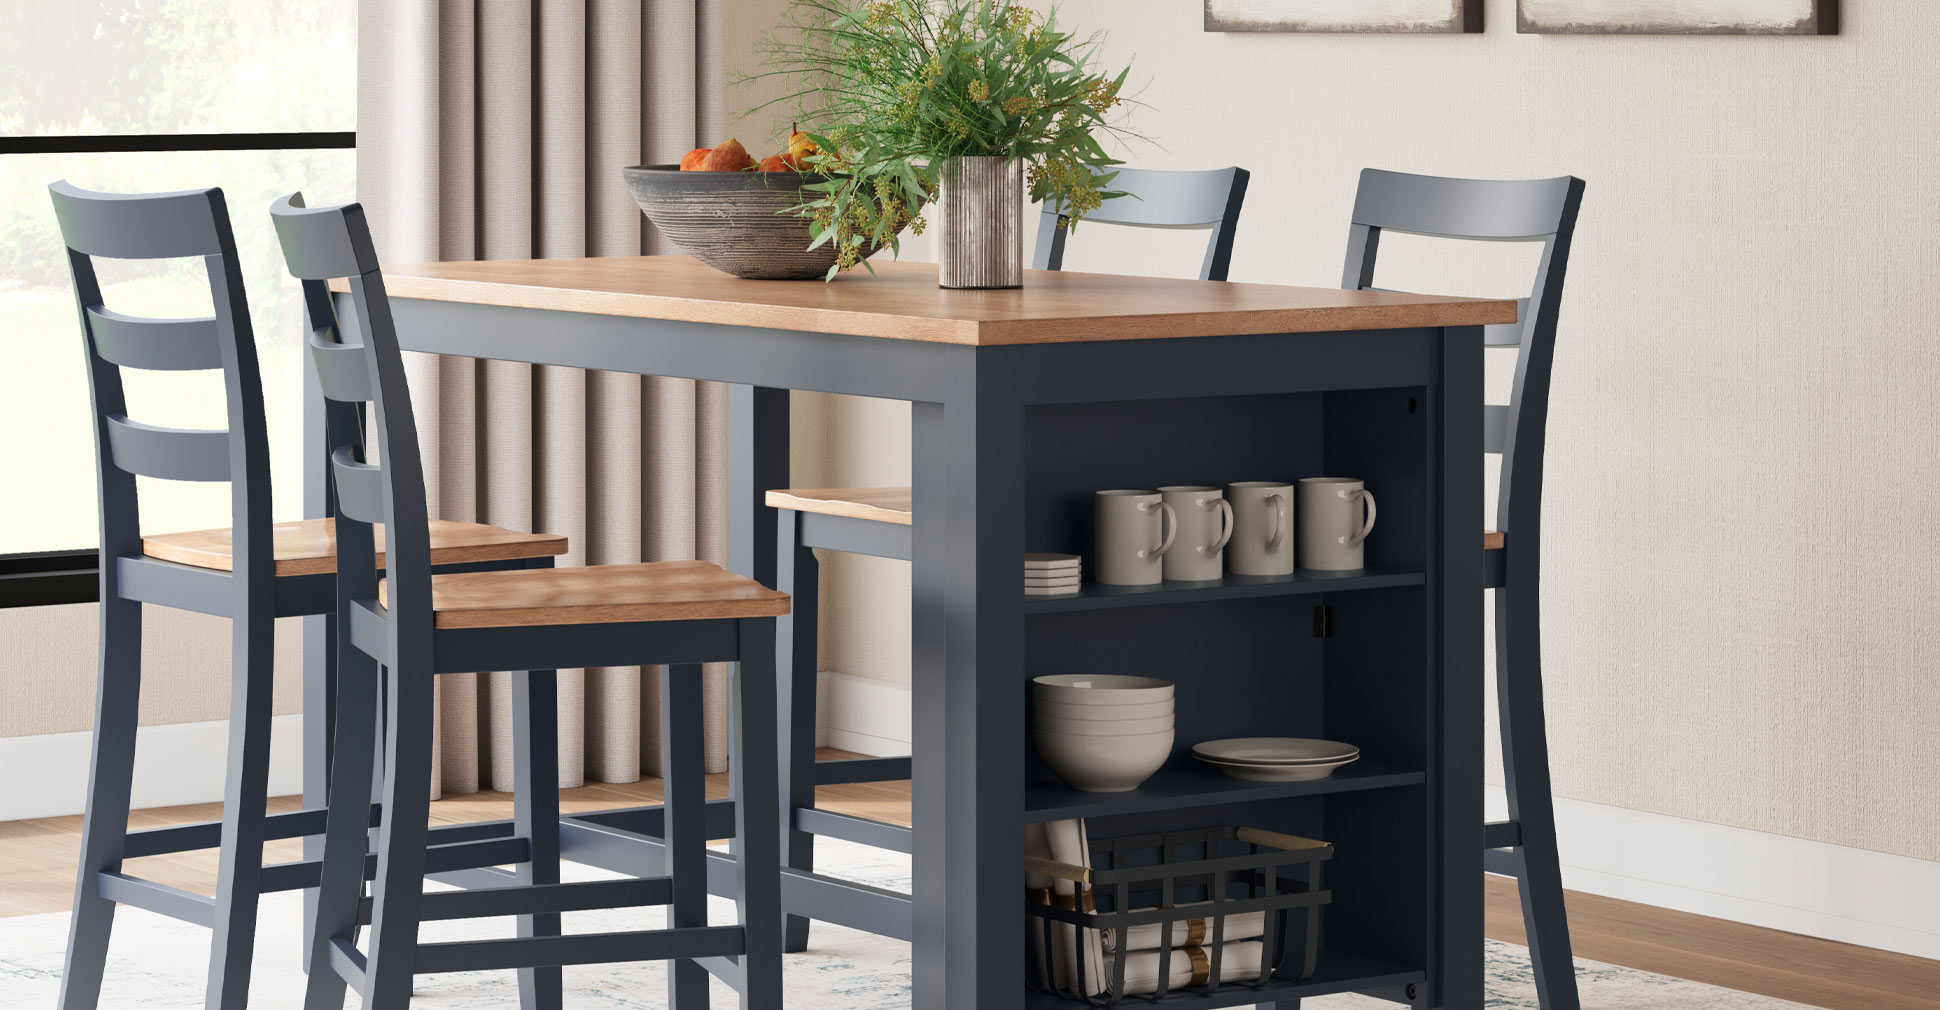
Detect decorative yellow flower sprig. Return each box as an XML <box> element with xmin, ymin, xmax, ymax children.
<box><xmin>747</xmin><ymin>0</ymin><xmax>1143</xmax><ymax>279</ymax></box>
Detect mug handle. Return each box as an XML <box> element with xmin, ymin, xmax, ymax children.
<box><xmin>1205</xmin><ymin>497</ymin><xmax>1234</xmax><ymax>553</ymax></box>
<box><xmin>1144</xmin><ymin>501</ymin><xmax>1177</xmax><ymax>559</ymax></box>
<box><xmin>1264</xmin><ymin>492</ymin><xmax>1285</xmax><ymax>551</ymax></box>
<box><xmin>1348</xmin><ymin>489</ymin><xmax>1377</xmax><ymax>547</ymax></box>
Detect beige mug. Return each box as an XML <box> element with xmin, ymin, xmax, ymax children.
<box><xmin>1095</xmin><ymin>490</ymin><xmax>1175</xmax><ymax>586</ymax></box>
<box><xmin>1157</xmin><ymin>486</ymin><xmax>1234</xmax><ymax>581</ymax></box>
<box><xmin>1296</xmin><ymin>477</ymin><xmax>1377</xmax><ymax>571</ymax></box>
<box><xmin>1225</xmin><ymin>481</ymin><xmax>1294</xmax><ymax>576</ymax></box>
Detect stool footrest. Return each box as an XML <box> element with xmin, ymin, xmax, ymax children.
<box><xmin>260</xmin><ymin>835</ymin><xmax>532</xmax><ymax>893</ymax></box>
<box><xmin>812</xmin><ymin>756</ymin><xmax>911</xmax><ymax>786</ymax></box>
<box><xmin>327</xmin><ymin>937</ymin><xmax>367</xmax><ymax>988</ymax></box>
<box><xmin>794</xmin><ymin>808</ymin><xmax>913</xmax><ymax>854</ymax></box>
<box><xmin>414</xmin><ymin>925</ymin><xmax>746</xmax><ymax>973</ymax></box>
<box><xmin>1483</xmin><ymin>819</ymin><xmax>1522</xmax><ymax>850</ymax></box>
<box><xmin>96</xmin><ymin>870</ymin><xmax>215</xmax><ymax>927</ymax></box>
<box><xmin>779</xmin><ymin>867</ymin><xmax>913</xmax><ymax>941</ymax></box>
<box><xmin>387</xmin><ymin>876</ymin><xmax>675</xmax><ymax>922</ymax></box>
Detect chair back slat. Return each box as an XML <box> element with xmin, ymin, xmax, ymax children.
<box><xmin>104</xmin><ymin>416</ymin><xmax>232</xmax><ymax>482</ymax></box>
<box><xmin>1483</xmin><ymin>404</ymin><xmax>1509</xmax><ymax>455</ymax></box>
<box><xmin>87</xmin><ymin>307</ymin><xmax>224</xmax><ymax>371</ymax></box>
<box><xmin>1033</xmin><ymin>166</ymin><xmax>1251</xmax><ymax>281</ymax></box>
<box><xmin>1348</xmin><ymin>170</ymin><xmax>1576</xmax><ymax>241</ymax></box>
<box><xmin>1340</xmin><ymin>168</ymin><xmax>1585</xmax><ymax>556</ymax></box>
<box><xmin>48</xmin><ymin>181</ymin><xmax>230</xmax><ymax>260</ymax></box>
<box><xmin>330</xmin><ymin>447</ymin><xmax>386</xmax><ymax>524</ymax></box>
<box><xmin>308</xmin><ymin>328</ymin><xmax>373</xmax><ymax>402</ymax></box>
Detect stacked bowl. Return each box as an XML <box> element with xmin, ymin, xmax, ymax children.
<box><xmin>1031</xmin><ymin>675</ymin><xmax>1175</xmax><ymax>793</ymax></box>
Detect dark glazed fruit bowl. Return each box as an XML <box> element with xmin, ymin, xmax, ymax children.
<box><xmin>621</xmin><ymin>165</ymin><xmax>873</xmax><ymax>281</ymax></box>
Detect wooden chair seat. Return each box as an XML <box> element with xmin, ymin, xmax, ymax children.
<box><xmin>378</xmin><ymin>559</ymin><xmax>790</xmax><ymax>629</ymax></box>
<box><xmin>771</xmin><ymin>486</ymin><xmax>1507</xmax><ymax>550</ymax></box>
<box><xmin>143</xmin><ymin>517</ymin><xmax>566</xmax><ymax>576</ymax></box>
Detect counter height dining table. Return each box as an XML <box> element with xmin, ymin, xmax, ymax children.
<box><xmin>304</xmin><ymin>255</ymin><xmax>1514</xmax><ymax>1010</ymax></box>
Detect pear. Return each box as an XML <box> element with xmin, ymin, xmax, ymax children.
<box><xmin>698</xmin><ymin>138</ymin><xmax>754</xmax><ymax>172</ymax></box>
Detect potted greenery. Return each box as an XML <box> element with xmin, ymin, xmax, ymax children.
<box><xmin>757</xmin><ymin>1</ymin><xmax>1137</xmax><ymax>286</ymax></box>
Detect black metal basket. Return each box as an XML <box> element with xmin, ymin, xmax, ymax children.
<box><xmin>1025</xmin><ymin>826</ymin><xmax>1333</xmax><ymax>1006</ymax></box>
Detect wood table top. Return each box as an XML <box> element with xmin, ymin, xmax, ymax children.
<box><xmin>352</xmin><ymin>255</ymin><xmax>1517</xmax><ymax>347</ymax></box>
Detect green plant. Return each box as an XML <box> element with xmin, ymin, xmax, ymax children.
<box><xmin>751</xmin><ymin>0</ymin><xmax>1138</xmax><ymax>279</ymax></box>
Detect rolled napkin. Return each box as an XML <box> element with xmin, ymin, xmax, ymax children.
<box><xmin>1100</xmin><ymin>902</ymin><xmax>1266</xmax><ymax>954</ymax></box>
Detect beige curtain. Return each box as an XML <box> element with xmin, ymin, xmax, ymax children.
<box><xmin>355</xmin><ymin>0</ymin><xmax>732</xmax><ymax>796</ymax></box>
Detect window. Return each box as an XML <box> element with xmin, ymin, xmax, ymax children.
<box><xmin>1</xmin><ymin>0</ymin><xmax>356</xmax><ymax>603</ymax></box>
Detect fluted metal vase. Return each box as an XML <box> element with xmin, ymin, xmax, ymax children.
<box><xmin>935</xmin><ymin>156</ymin><xmax>1025</xmax><ymax>289</ymax></box>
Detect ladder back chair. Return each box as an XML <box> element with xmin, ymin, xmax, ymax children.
<box><xmin>272</xmin><ymin>193</ymin><xmax>789</xmax><ymax>1010</ymax></box>
<box><xmin>47</xmin><ymin>181</ymin><xmax>563</xmax><ymax>1010</ymax></box>
<box><xmin>1341</xmin><ymin>167</ymin><xmax>1587</xmax><ymax>1010</ymax></box>
<box><xmin>767</xmin><ymin>165</ymin><xmax>1250</xmax><ymax>953</ymax></box>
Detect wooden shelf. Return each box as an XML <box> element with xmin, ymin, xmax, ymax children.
<box><xmin>1023</xmin><ymin>568</ymin><xmax>1424</xmax><ymax>614</ymax></box>
<box><xmin>1024</xmin><ymin>758</ymin><xmax>1424</xmax><ymax>823</ymax></box>
<box><xmin>1021</xmin><ymin>950</ymin><xmax>1424</xmax><ymax>1010</ymax></box>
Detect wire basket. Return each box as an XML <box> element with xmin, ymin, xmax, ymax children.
<box><xmin>1025</xmin><ymin>825</ymin><xmax>1332</xmax><ymax>1006</ymax></box>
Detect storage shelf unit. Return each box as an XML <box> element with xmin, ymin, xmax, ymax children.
<box><xmin>1022</xmin><ymin>568</ymin><xmax>1425</xmax><ymax>613</ymax></box>
<box><xmin>1024</xmin><ymin>759</ymin><xmax>1423</xmax><ymax>823</ymax></box>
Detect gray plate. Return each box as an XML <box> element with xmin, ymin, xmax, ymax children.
<box><xmin>1190</xmin><ymin>737</ymin><xmax>1360</xmax><ymax>765</ymax></box>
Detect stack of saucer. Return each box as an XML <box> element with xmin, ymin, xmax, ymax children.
<box><xmin>1024</xmin><ymin>553</ymin><xmax>1082</xmax><ymax>596</ymax></box>
<box><xmin>1190</xmin><ymin>738</ymin><xmax>1360</xmax><ymax>782</ymax></box>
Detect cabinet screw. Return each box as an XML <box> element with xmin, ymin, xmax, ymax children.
<box><xmin>1406</xmin><ymin>983</ymin><xmax>1418</xmax><ymax>1000</ymax></box>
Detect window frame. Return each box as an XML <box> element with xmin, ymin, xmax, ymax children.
<box><xmin>0</xmin><ymin>130</ymin><xmax>355</xmax><ymax>608</ymax></box>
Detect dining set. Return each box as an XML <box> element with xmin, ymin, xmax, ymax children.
<box><xmin>44</xmin><ymin>162</ymin><xmax>1585</xmax><ymax>1010</ymax></box>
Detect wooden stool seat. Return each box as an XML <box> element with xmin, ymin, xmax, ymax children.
<box><xmin>772</xmin><ymin>486</ymin><xmax>1508</xmax><ymax>550</ymax></box>
<box><xmin>379</xmin><ymin>559</ymin><xmax>789</xmax><ymax>629</ymax></box>
<box><xmin>144</xmin><ymin>517</ymin><xmax>565</xmax><ymax>575</ymax></box>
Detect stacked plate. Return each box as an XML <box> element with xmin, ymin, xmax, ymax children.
<box><xmin>1032</xmin><ymin>675</ymin><xmax>1174</xmax><ymax>793</ymax></box>
<box><xmin>1025</xmin><ymin>553</ymin><xmax>1082</xmax><ymax>596</ymax></box>
<box><xmin>1190</xmin><ymin>738</ymin><xmax>1360</xmax><ymax>782</ymax></box>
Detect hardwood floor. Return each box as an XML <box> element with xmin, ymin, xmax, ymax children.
<box><xmin>4</xmin><ymin>758</ymin><xmax>1933</xmax><ymax>1010</ymax></box>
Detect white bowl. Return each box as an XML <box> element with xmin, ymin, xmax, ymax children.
<box><xmin>1034</xmin><ymin>729</ymin><xmax>1174</xmax><ymax>793</ymax></box>
<box><xmin>1035</xmin><ymin>698</ymin><xmax>1174</xmax><ymax>722</ymax></box>
<box><xmin>1035</xmin><ymin>713</ymin><xmax>1174</xmax><ymax>736</ymax></box>
<box><xmin>1032</xmin><ymin>674</ymin><xmax>1175</xmax><ymax>707</ymax></box>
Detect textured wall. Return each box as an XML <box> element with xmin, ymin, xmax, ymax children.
<box><xmin>771</xmin><ymin>0</ymin><xmax>1940</xmax><ymax>861</ymax></box>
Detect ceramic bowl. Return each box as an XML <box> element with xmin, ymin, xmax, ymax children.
<box><xmin>1035</xmin><ymin>698</ymin><xmax>1174</xmax><ymax>722</ymax></box>
<box><xmin>621</xmin><ymin>165</ymin><xmax>899</xmax><ymax>280</ymax></box>
<box><xmin>1033</xmin><ymin>729</ymin><xmax>1174</xmax><ymax>793</ymax></box>
<box><xmin>1031</xmin><ymin>674</ymin><xmax>1175</xmax><ymax>707</ymax></box>
<box><xmin>1034</xmin><ymin>713</ymin><xmax>1174</xmax><ymax>737</ymax></box>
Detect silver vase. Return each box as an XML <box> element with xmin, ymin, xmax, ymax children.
<box><xmin>935</xmin><ymin>156</ymin><xmax>1024</xmax><ymax>289</ymax></box>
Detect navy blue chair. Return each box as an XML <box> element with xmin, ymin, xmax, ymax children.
<box><xmin>272</xmin><ymin>193</ymin><xmax>789</xmax><ymax>1010</ymax></box>
<box><xmin>1342</xmin><ymin>167</ymin><xmax>1588</xmax><ymax>1010</ymax></box>
<box><xmin>766</xmin><ymin>166</ymin><xmax>1252</xmax><ymax>953</ymax></box>
<box><xmin>47</xmin><ymin>181</ymin><xmax>564</xmax><ymax>1010</ymax></box>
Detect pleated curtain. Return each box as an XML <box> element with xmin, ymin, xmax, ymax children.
<box><xmin>355</xmin><ymin>0</ymin><xmax>732</xmax><ymax>796</ymax></box>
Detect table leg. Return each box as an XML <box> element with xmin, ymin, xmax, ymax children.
<box><xmin>728</xmin><ymin>384</ymin><xmax>789</xmax><ymax>587</ymax></box>
<box><xmin>911</xmin><ymin>349</ymin><xmax>1026</xmax><ymax>1010</ymax></box>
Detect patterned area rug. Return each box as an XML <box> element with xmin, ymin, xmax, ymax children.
<box><xmin>0</xmin><ymin>839</ymin><xmax>1814</xmax><ymax>1009</ymax></box>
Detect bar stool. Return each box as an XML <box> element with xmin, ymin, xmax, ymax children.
<box><xmin>767</xmin><ymin>166</ymin><xmax>1251</xmax><ymax>952</ymax></box>
<box><xmin>1341</xmin><ymin>168</ymin><xmax>1588</xmax><ymax>1010</ymax></box>
<box><xmin>272</xmin><ymin>193</ymin><xmax>788</xmax><ymax>1010</ymax></box>
<box><xmin>47</xmin><ymin>181</ymin><xmax>566</xmax><ymax>1010</ymax></box>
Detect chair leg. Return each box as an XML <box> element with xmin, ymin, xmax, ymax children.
<box><xmin>303</xmin><ymin>651</ymin><xmax>380</xmax><ymax>1010</ymax></box>
<box><xmin>663</xmin><ymin>664</ymin><xmax>709</xmax><ymax>1008</ymax></box>
<box><xmin>734</xmin><ymin>619</ymin><xmax>785</xmax><ymax>1010</ymax></box>
<box><xmin>58</xmin><ymin>597</ymin><xmax>142</xmax><ymax>1010</ymax></box>
<box><xmin>775</xmin><ymin>509</ymin><xmax>819</xmax><ymax>953</ymax></box>
<box><xmin>205</xmin><ymin>609</ymin><xmax>277</xmax><ymax>1010</ymax></box>
<box><xmin>1497</xmin><ymin>586</ymin><xmax>1579</xmax><ymax>1010</ymax></box>
<box><xmin>361</xmin><ymin>654</ymin><xmax>437</xmax><ymax>1010</ymax></box>
<box><xmin>513</xmin><ymin>668</ymin><xmax>563</xmax><ymax>1010</ymax></box>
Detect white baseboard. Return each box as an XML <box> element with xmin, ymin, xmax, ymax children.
<box><xmin>816</xmin><ymin>670</ymin><xmax>911</xmax><ymax>758</ymax></box>
<box><xmin>0</xmin><ymin>715</ymin><xmax>305</xmax><ymax>822</ymax></box>
<box><xmin>1487</xmin><ymin>785</ymin><xmax>1940</xmax><ymax>961</ymax></box>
